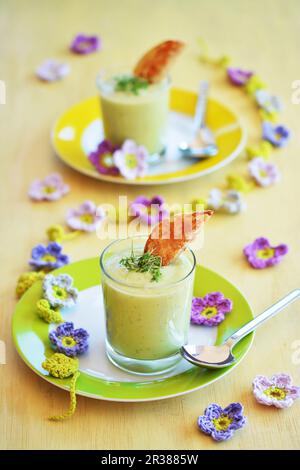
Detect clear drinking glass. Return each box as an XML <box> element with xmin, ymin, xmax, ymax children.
<box><xmin>100</xmin><ymin>237</ymin><xmax>196</xmax><ymax>375</ymax></box>
<box><xmin>96</xmin><ymin>69</ymin><xmax>170</xmax><ymax>155</ymax></box>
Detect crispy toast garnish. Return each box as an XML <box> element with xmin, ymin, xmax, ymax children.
<box><xmin>133</xmin><ymin>40</ymin><xmax>185</xmax><ymax>83</ymax></box>
<box><xmin>144</xmin><ymin>211</ymin><xmax>213</xmax><ymax>266</ymax></box>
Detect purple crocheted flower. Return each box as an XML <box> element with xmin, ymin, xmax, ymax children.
<box><xmin>49</xmin><ymin>322</ymin><xmax>89</xmax><ymax>357</ymax></box>
<box><xmin>36</xmin><ymin>59</ymin><xmax>70</xmax><ymax>82</ymax></box>
<box><xmin>28</xmin><ymin>173</ymin><xmax>69</xmax><ymax>201</ymax></box>
<box><xmin>248</xmin><ymin>157</ymin><xmax>280</xmax><ymax>187</ymax></box>
<box><xmin>197</xmin><ymin>403</ymin><xmax>246</xmax><ymax>441</ymax></box>
<box><xmin>113</xmin><ymin>139</ymin><xmax>148</xmax><ymax>180</ymax></box>
<box><xmin>253</xmin><ymin>373</ymin><xmax>300</xmax><ymax>408</ymax></box>
<box><xmin>29</xmin><ymin>242</ymin><xmax>69</xmax><ymax>270</ymax></box>
<box><xmin>88</xmin><ymin>140</ymin><xmax>119</xmax><ymax>175</ymax></box>
<box><xmin>129</xmin><ymin>195</ymin><xmax>169</xmax><ymax>225</ymax></box>
<box><xmin>262</xmin><ymin>122</ymin><xmax>290</xmax><ymax>147</ymax></box>
<box><xmin>70</xmin><ymin>34</ymin><xmax>100</xmax><ymax>54</ymax></box>
<box><xmin>191</xmin><ymin>292</ymin><xmax>233</xmax><ymax>326</ymax></box>
<box><xmin>243</xmin><ymin>237</ymin><xmax>288</xmax><ymax>269</ymax></box>
<box><xmin>227</xmin><ymin>67</ymin><xmax>253</xmax><ymax>86</ymax></box>
<box><xmin>66</xmin><ymin>200</ymin><xmax>105</xmax><ymax>232</ymax></box>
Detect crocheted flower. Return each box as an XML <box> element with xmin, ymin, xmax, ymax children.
<box><xmin>16</xmin><ymin>271</ymin><xmax>45</xmax><ymax>298</ymax></box>
<box><xmin>66</xmin><ymin>200</ymin><xmax>105</xmax><ymax>232</ymax></box>
<box><xmin>36</xmin><ymin>299</ymin><xmax>63</xmax><ymax>324</ymax></box>
<box><xmin>248</xmin><ymin>157</ymin><xmax>280</xmax><ymax>187</ymax></box>
<box><xmin>129</xmin><ymin>195</ymin><xmax>169</xmax><ymax>225</ymax></box>
<box><xmin>262</xmin><ymin>122</ymin><xmax>290</xmax><ymax>148</ymax></box>
<box><xmin>243</xmin><ymin>237</ymin><xmax>288</xmax><ymax>269</ymax></box>
<box><xmin>227</xmin><ymin>174</ymin><xmax>253</xmax><ymax>193</ymax></box>
<box><xmin>42</xmin><ymin>353</ymin><xmax>80</xmax><ymax>421</ymax></box>
<box><xmin>192</xmin><ymin>198</ymin><xmax>208</xmax><ymax>210</ymax></box>
<box><xmin>36</xmin><ymin>59</ymin><xmax>70</xmax><ymax>82</ymax></box>
<box><xmin>88</xmin><ymin>140</ymin><xmax>119</xmax><ymax>175</ymax></box>
<box><xmin>46</xmin><ymin>225</ymin><xmax>76</xmax><ymax>244</ymax></box>
<box><xmin>42</xmin><ymin>352</ymin><xmax>79</xmax><ymax>379</ymax></box>
<box><xmin>191</xmin><ymin>292</ymin><xmax>233</xmax><ymax>326</ymax></box>
<box><xmin>197</xmin><ymin>403</ymin><xmax>246</xmax><ymax>441</ymax></box>
<box><xmin>255</xmin><ymin>90</ymin><xmax>282</xmax><ymax>115</ymax></box>
<box><xmin>207</xmin><ymin>189</ymin><xmax>246</xmax><ymax>214</ymax></box>
<box><xmin>245</xmin><ymin>75</ymin><xmax>266</xmax><ymax>95</ymax></box>
<box><xmin>113</xmin><ymin>140</ymin><xmax>148</xmax><ymax>180</ymax></box>
<box><xmin>28</xmin><ymin>173</ymin><xmax>69</xmax><ymax>201</ymax></box>
<box><xmin>49</xmin><ymin>322</ymin><xmax>89</xmax><ymax>357</ymax></box>
<box><xmin>253</xmin><ymin>373</ymin><xmax>300</xmax><ymax>409</ymax></box>
<box><xmin>70</xmin><ymin>34</ymin><xmax>100</xmax><ymax>54</ymax></box>
<box><xmin>29</xmin><ymin>242</ymin><xmax>69</xmax><ymax>270</ymax></box>
<box><xmin>246</xmin><ymin>140</ymin><xmax>273</xmax><ymax>160</ymax></box>
<box><xmin>43</xmin><ymin>274</ymin><xmax>78</xmax><ymax>308</ymax></box>
<box><xmin>227</xmin><ymin>67</ymin><xmax>252</xmax><ymax>86</ymax></box>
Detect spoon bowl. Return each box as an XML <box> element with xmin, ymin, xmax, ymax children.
<box><xmin>181</xmin><ymin>343</ymin><xmax>236</xmax><ymax>369</ymax></box>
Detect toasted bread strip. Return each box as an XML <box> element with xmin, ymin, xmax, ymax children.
<box><xmin>133</xmin><ymin>40</ymin><xmax>185</xmax><ymax>83</ymax></box>
<box><xmin>144</xmin><ymin>211</ymin><xmax>213</xmax><ymax>266</ymax></box>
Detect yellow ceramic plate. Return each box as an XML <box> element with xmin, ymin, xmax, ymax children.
<box><xmin>52</xmin><ymin>88</ymin><xmax>246</xmax><ymax>185</ymax></box>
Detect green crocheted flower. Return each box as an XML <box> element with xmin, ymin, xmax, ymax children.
<box><xmin>16</xmin><ymin>271</ymin><xmax>45</xmax><ymax>298</ymax></box>
<box><xmin>42</xmin><ymin>352</ymin><xmax>78</xmax><ymax>379</ymax></box>
<box><xmin>42</xmin><ymin>353</ymin><xmax>80</xmax><ymax>421</ymax></box>
<box><xmin>245</xmin><ymin>75</ymin><xmax>266</xmax><ymax>95</ymax></box>
<box><xmin>36</xmin><ymin>299</ymin><xmax>63</xmax><ymax>324</ymax></box>
<box><xmin>246</xmin><ymin>140</ymin><xmax>273</xmax><ymax>160</ymax></box>
<box><xmin>227</xmin><ymin>174</ymin><xmax>253</xmax><ymax>193</ymax></box>
<box><xmin>192</xmin><ymin>198</ymin><xmax>208</xmax><ymax>210</ymax></box>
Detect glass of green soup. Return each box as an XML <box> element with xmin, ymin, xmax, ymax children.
<box><xmin>100</xmin><ymin>236</ymin><xmax>196</xmax><ymax>375</ymax></box>
<box><xmin>97</xmin><ymin>70</ymin><xmax>170</xmax><ymax>155</ymax></box>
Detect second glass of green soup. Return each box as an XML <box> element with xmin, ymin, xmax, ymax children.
<box><xmin>97</xmin><ymin>71</ymin><xmax>170</xmax><ymax>155</ymax></box>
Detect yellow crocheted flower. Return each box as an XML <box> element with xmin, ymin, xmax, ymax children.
<box><xmin>227</xmin><ymin>174</ymin><xmax>253</xmax><ymax>193</ymax></box>
<box><xmin>42</xmin><ymin>353</ymin><xmax>80</xmax><ymax>421</ymax></box>
<box><xmin>197</xmin><ymin>37</ymin><xmax>231</xmax><ymax>68</ymax></box>
<box><xmin>217</xmin><ymin>55</ymin><xmax>232</xmax><ymax>68</ymax></box>
<box><xmin>46</xmin><ymin>224</ymin><xmax>79</xmax><ymax>242</ymax></box>
<box><xmin>16</xmin><ymin>271</ymin><xmax>45</xmax><ymax>298</ymax></box>
<box><xmin>192</xmin><ymin>198</ymin><xmax>208</xmax><ymax>210</ymax></box>
<box><xmin>259</xmin><ymin>109</ymin><xmax>279</xmax><ymax>123</ymax></box>
<box><xmin>246</xmin><ymin>140</ymin><xmax>273</xmax><ymax>160</ymax></box>
<box><xmin>47</xmin><ymin>225</ymin><xmax>65</xmax><ymax>242</ymax></box>
<box><xmin>245</xmin><ymin>75</ymin><xmax>266</xmax><ymax>96</ymax></box>
<box><xmin>42</xmin><ymin>352</ymin><xmax>79</xmax><ymax>378</ymax></box>
<box><xmin>36</xmin><ymin>299</ymin><xmax>63</xmax><ymax>324</ymax></box>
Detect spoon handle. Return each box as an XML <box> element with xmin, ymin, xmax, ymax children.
<box><xmin>228</xmin><ymin>289</ymin><xmax>300</xmax><ymax>346</ymax></box>
<box><xmin>192</xmin><ymin>81</ymin><xmax>209</xmax><ymax>135</ymax></box>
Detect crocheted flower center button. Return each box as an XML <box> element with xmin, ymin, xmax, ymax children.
<box><xmin>125</xmin><ymin>153</ymin><xmax>138</xmax><ymax>169</ymax></box>
<box><xmin>42</xmin><ymin>254</ymin><xmax>57</xmax><ymax>263</ymax></box>
<box><xmin>43</xmin><ymin>186</ymin><xmax>56</xmax><ymax>194</ymax></box>
<box><xmin>213</xmin><ymin>415</ymin><xmax>232</xmax><ymax>431</ymax></box>
<box><xmin>79</xmin><ymin>214</ymin><xmax>94</xmax><ymax>224</ymax></box>
<box><xmin>61</xmin><ymin>336</ymin><xmax>77</xmax><ymax>347</ymax></box>
<box><xmin>53</xmin><ymin>286</ymin><xmax>68</xmax><ymax>299</ymax></box>
<box><xmin>201</xmin><ymin>306</ymin><xmax>218</xmax><ymax>318</ymax></box>
<box><xmin>264</xmin><ymin>386</ymin><xmax>286</xmax><ymax>400</ymax></box>
<box><xmin>256</xmin><ymin>248</ymin><xmax>275</xmax><ymax>260</ymax></box>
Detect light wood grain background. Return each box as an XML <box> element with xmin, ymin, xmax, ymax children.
<box><xmin>0</xmin><ymin>0</ymin><xmax>300</xmax><ymax>450</ymax></box>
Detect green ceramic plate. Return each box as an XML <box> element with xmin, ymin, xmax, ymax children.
<box><xmin>12</xmin><ymin>258</ymin><xmax>254</xmax><ymax>402</ymax></box>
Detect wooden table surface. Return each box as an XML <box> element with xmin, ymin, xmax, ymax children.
<box><xmin>1</xmin><ymin>0</ymin><xmax>300</xmax><ymax>450</ymax></box>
